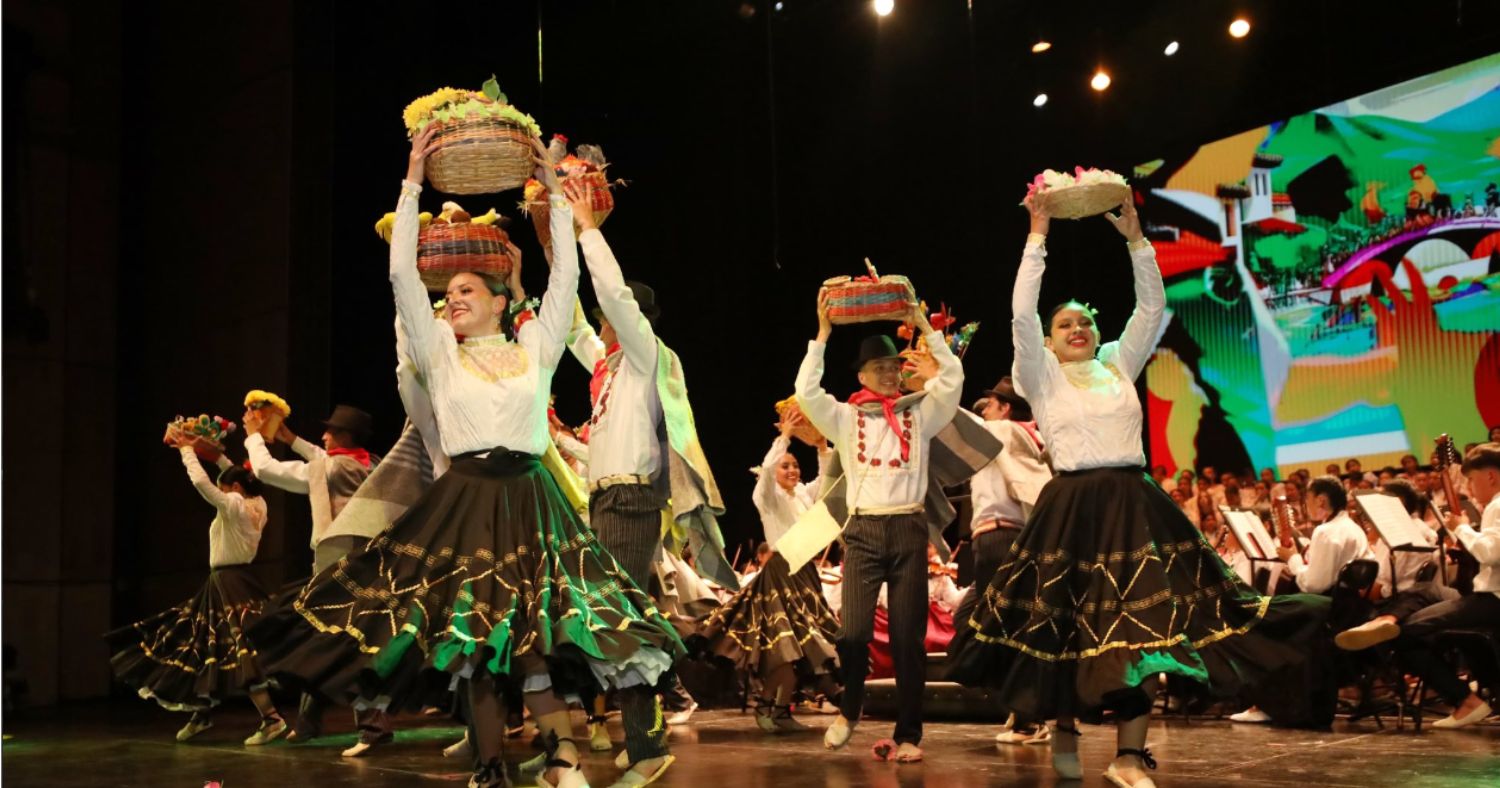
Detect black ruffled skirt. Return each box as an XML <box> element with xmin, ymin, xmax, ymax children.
<box><xmin>692</xmin><ymin>553</ymin><xmax>839</xmax><ymax>689</ymax></box>
<box><xmin>947</xmin><ymin>467</ymin><xmax>1328</xmax><ymax>723</ymax></box>
<box><xmin>249</xmin><ymin>450</ymin><xmax>685</xmax><ymax>709</ymax></box>
<box><xmin>106</xmin><ymin>564</ymin><xmax>271</xmax><ymax>711</ymax></box>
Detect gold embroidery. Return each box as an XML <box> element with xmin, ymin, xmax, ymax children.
<box><xmin>457</xmin><ymin>336</ymin><xmax>530</xmax><ymax>382</ymax></box>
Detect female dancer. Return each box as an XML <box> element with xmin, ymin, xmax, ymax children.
<box><xmin>251</xmin><ymin>127</ymin><xmax>683</xmax><ymax>788</ymax></box>
<box><xmin>947</xmin><ymin>196</ymin><xmax>1327</xmax><ymax>788</ymax></box>
<box><xmin>694</xmin><ymin>409</ymin><xmax>841</xmax><ymax>732</ymax></box>
<box><xmin>107</xmin><ymin>434</ymin><xmax>285</xmax><ymax>745</ymax></box>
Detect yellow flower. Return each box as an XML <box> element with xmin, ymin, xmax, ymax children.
<box><xmin>243</xmin><ymin>390</ymin><xmax>291</xmax><ymax>418</ymax></box>
<box><xmin>402</xmin><ymin>87</ymin><xmax>472</xmax><ymax>134</ymax></box>
<box><xmin>374</xmin><ymin>211</ymin><xmax>433</xmax><ymax>243</ymax></box>
<box><xmin>471</xmin><ymin>208</ymin><xmax>500</xmax><ymax>226</ymax></box>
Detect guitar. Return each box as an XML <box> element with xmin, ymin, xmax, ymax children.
<box><xmin>1433</xmin><ymin>433</ymin><xmax>1479</xmax><ymax>592</ymax></box>
<box><xmin>1269</xmin><ymin>494</ymin><xmax>1308</xmax><ymax>558</ymax></box>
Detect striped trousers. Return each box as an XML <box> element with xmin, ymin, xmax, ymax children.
<box><xmin>837</xmin><ymin>512</ymin><xmax>930</xmax><ymax>745</ymax></box>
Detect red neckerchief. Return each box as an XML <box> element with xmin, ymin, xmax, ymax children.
<box><xmin>1017</xmin><ymin>420</ymin><xmax>1044</xmax><ymax>452</ymax></box>
<box><xmin>328</xmin><ymin>447</ymin><xmax>372</xmax><ymax>468</ymax></box>
<box><xmin>848</xmin><ymin>387</ymin><xmax>910</xmax><ymax>462</ymax></box>
<box><xmin>589</xmin><ymin>342</ymin><xmax>622</xmax><ymax>408</ymax></box>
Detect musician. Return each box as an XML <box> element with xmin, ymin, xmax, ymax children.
<box><xmin>1368</xmin><ymin>479</ymin><xmax>1440</xmax><ymax>596</ymax></box>
<box><xmin>1333</xmin><ymin>443</ymin><xmax>1500</xmax><ymax>729</ymax></box>
<box><xmin>1277</xmin><ymin>476</ymin><xmax>1374</xmax><ymax>594</ymax></box>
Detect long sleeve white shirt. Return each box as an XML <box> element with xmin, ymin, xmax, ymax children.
<box><xmin>574</xmin><ymin>229</ymin><xmax>664</xmax><ymax>484</ymax></box>
<box><xmin>1286</xmin><ymin>511</ymin><xmax>1375</xmax><ymax>594</ymax></box>
<box><xmin>969</xmin><ymin>415</ymin><xmax>1050</xmax><ymax>527</ymax></box>
<box><xmin>752</xmin><ymin>435</ymin><xmax>835</xmax><ymax>549</ymax></box>
<box><xmin>244</xmin><ymin>433</ymin><xmax>317</xmax><ymax>494</ymax></box>
<box><xmin>1454</xmin><ymin>496</ymin><xmax>1500</xmax><ymax>597</ymax></box>
<box><xmin>794</xmin><ymin>330</ymin><xmax>964</xmax><ymax>512</ymax></box>
<box><xmin>245</xmin><ymin>433</ymin><xmax>376</xmax><ymax>546</ymax></box>
<box><xmin>390</xmin><ymin>180</ymin><xmax>578</xmax><ymax>458</ymax></box>
<box><xmin>179</xmin><ymin>446</ymin><xmax>267</xmax><ymax>568</ymax></box>
<box><xmin>1011</xmin><ymin>240</ymin><xmax>1165</xmax><ymax>472</ymax></box>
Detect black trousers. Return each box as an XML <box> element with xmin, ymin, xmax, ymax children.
<box><xmin>1392</xmin><ymin>591</ymin><xmax>1500</xmax><ymax>705</ymax></box>
<box><xmin>590</xmin><ymin>484</ymin><xmax>676</xmax><ymax>761</ymax></box>
<box><xmin>836</xmin><ymin>512</ymin><xmax>929</xmax><ymax>745</ymax></box>
<box><xmin>951</xmin><ymin>527</ymin><xmax>1019</xmax><ymax>640</ymax></box>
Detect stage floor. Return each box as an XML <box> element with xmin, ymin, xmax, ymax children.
<box><xmin>3</xmin><ymin>701</ymin><xmax>1497</xmax><ymax>787</ymax></box>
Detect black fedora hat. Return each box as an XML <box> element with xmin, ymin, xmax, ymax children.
<box><xmin>851</xmin><ymin>334</ymin><xmax>902</xmax><ymax>371</ymax></box>
<box><xmin>321</xmin><ymin>405</ymin><xmax>373</xmax><ymax>440</ymax></box>
<box><xmin>592</xmin><ymin>280</ymin><xmax>661</xmax><ymax>324</ymax></box>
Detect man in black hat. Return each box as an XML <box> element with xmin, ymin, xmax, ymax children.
<box><xmin>561</xmin><ymin>180</ymin><xmax>737</xmax><ymax>786</ymax></box>
<box><xmin>795</xmin><ymin>294</ymin><xmax>963</xmax><ymax>761</ymax></box>
<box><xmin>244</xmin><ymin>402</ymin><xmax>385</xmax><ymax>751</ymax></box>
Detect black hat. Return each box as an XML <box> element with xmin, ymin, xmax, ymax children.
<box><xmin>321</xmin><ymin>405</ymin><xmax>373</xmax><ymax>442</ymax></box>
<box><xmin>852</xmin><ymin>335</ymin><xmax>902</xmax><ymax>372</ymax></box>
<box><xmin>982</xmin><ymin>376</ymin><xmax>1032</xmax><ymax>420</ymax></box>
<box><xmin>592</xmin><ymin>280</ymin><xmax>660</xmax><ymax>324</ymax></box>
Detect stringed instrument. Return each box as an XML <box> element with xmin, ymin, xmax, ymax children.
<box><xmin>1269</xmin><ymin>494</ymin><xmax>1308</xmax><ymax>558</ymax></box>
<box><xmin>1433</xmin><ymin>433</ymin><xmax>1479</xmax><ymax>592</ymax></box>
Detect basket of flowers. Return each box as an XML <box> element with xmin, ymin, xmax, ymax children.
<box><xmin>820</xmin><ymin>259</ymin><xmax>915</xmax><ymax>325</ymax></box>
<box><xmin>242</xmin><ymin>390</ymin><xmax>291</xmax><ymax>440</ymax></box>
<box><xmin>521</xmin><ymin>135</ymin><xmax>617</xmax><ymax>248</ymax></box>
<box><xmin>405</xmin><ymin>76</ymin><xmax>542</xmax><ymax>195</ymax></box>
<box><xmin>1027</xmin><ymin>167</ymin><xmax>1131</xmax><ymax>219</ymax></box>
<box><xmin>164</xmin><ymin>414</ymin><xmax>237</xmax><ymax>461</ymax></box>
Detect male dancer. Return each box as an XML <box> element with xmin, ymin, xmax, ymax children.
<box><xmin>796</xmin><ymin>294</ymin><xmax>963</xmax><ymax>762</ymax></box>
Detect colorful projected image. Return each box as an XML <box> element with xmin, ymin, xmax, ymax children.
<box><xmin>1140</xmin><ymin>53</ymin><xmax>1500</xmax><ymax>477</ymax></box>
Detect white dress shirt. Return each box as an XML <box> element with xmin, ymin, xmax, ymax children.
<box><xmin>752</xmin><ymin>435</ymin><xmax>834</xmax><ymax>550</ymax></box>
<box><xmin>795</xmin><ymin>331</ymin><xmax>964</xmax><ymax>513</ymax></box>
<box><xmin>1372</xmin><ymin>515</ymin><xmax>1439</xmax><ymax>594</ymax></box>
<box><xmin>244</xmin><ymin>433</ymin><xmax>377</xmax><ymax>546</ymax></box>
<box><xmin>1011</xmin><ymin>240</ymin><xmax>1164</xmax><ymax>472</ymax></box>
<box><xmin>179</xmin><ymin>446</ymin><xmax>267</xmax><ymax>568</ymax></box>
<box><xmin>968</xmin><ymin>415</ymin><xmax>1050</xmax><ymax>527</ymax></box>
<box><xmin>1286</xmin><ymin>511</ymin><xmax>1375</xmax><ymax>594</ymax></box>
<box><xmin>1454</xmin><ymin>496</ymin><xmax>1500</xmax><ymax>597</ymax></box>
<box><xmin>389</xmin><ymin>180</ymin><xmax>577</xmax><ymax>459</ymax></box>
<box><xmin>571</xmin><ymin>229</ymin><xmax>665</xmax><ymax>484</ymax></box>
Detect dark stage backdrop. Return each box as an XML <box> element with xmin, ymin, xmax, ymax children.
<box><xmin>5</xmin><ymin>0</ymin><xmax>1498</xmax><ymax>705</ymax></box>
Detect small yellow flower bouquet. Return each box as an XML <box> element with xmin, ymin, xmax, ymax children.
<box><xmin>243</xmin><ymin>389</ymin><xmax>291</xmax><ymax>440</ymax></box>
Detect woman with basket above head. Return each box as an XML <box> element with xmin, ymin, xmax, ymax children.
<box><xmin>248</xmin><ymin>125</ymin><xmax>684</xmax><ymax>788</ymax></box>
<box><xmin>945</xmin><ymin>184</ymin><xmax>1329</xmax><ymax>788</ymax></box>
<box><xmin>796</xmin><ymin>277</ymin><xmax>964</xmax><ymax>764</ymax></box>
<box><xmin>106</xmin><ymin>424</ymin><xmax>286</xmax><ymax>747</ymax></box>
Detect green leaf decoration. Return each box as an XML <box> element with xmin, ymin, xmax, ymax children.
<box><xmin>482</xmin><ymin>75</ymin><xmax>505</xmax><ymax>104</ymax></box>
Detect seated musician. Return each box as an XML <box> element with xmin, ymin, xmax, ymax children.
<box><xmin>1366</xmin><ymin>479</ymin><xmax>1441</xmax><ymax>599</ymax></box>
<box><xmin>1333</xmin><ymin>443</ymin><xmax>1500</xmax><ymax>729</ymax></box>
<box><xmin>1276</xmin><ymin>475</ymin><xmax>1375</xmax><ymax>594</ymax></box>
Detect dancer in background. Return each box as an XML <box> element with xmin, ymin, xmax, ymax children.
<box><xmin>948</xmin><ymin>195</ymin><xmax>1327</xmax><ymax>788</ymax></box>
<box><xmin>107</xmin><ymin>432</ymin><xmax>285</xmax><ymax>746</ymax></box>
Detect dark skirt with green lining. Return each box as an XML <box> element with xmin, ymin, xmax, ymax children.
<box><xmin>946</xmin><ymin>466</ymin><xmax>1328</xmax><ymax>723</ymax></box>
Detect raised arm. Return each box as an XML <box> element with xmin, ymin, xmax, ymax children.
<box><xmin>243</xmin><ymin>432</ymin><xmax>311</xmax><ymax>494</ymax></box>
<box><xmin>570</xmin><ymin>183</ymin><xmax>657</xmax><ymax>374</ymax></box>
<box><xmin>794</xmin><ymin>292</ymin><xmax>849</xmax><ymax>445</ymax></box>
<box><xmin>391</xmin><ymin>127</ymin><xmax>447</xmax><ymax>378</ymax></box>
<box><xmin>915</xmin><ymin>307</ymin><xmax>964</xmax><ymax>438</ymax></box>
<box><xmin>1011</xmin><ymin>195</ymin><xmax>1051</xmax><ymax>401</ymax></box>
<box><xmin>178</xmin><ymin>444</ymin><xmax>235</xmax><ymax>510</ymax></box>
<box><xmin>1102</xmin><ymin>200</ymin><xmax>1163</xmax><ymax>381</ymax></box>
<box><xmin>517</xmin><ymin>140</ymin><xmax>580</xmax><ymax>370</ymax></box>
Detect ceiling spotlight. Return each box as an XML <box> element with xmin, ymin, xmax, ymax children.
<box><xmin>874</xmin><ymin>0</ymin><xmax>894</xmax><ymax>17</ymax></box>
<box><xmin>1164</xmin><ymin>40</ymin><xmax>1180</xmax><ymax>56</ymax></box>
<box><xmin>1229</xmin><ymin>18</ymin><xmax>1250</xmax><ymax>38</ymax></box>
<box><xmin>775</xmin><ymin>1</ymin><xmax>784</xmax><ymax>9</ymax></box>
<box><xmin>1031</xmin><ymin>40</ymin><xmax>1052</xmax><ymax>53</ymax></box>
<box><xmin>1033</xmin><ymin>93</ymin><xmax>1049</xmax><ymax>107</ymax></box>
<box><xmin>1090</xmin><ymin>69</ymin><xmax>1111</xmax><ymax>91</ymax></box>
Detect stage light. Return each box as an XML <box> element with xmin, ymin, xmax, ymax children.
<box><xmin>1229</xmin><ymin>18</ymin><xmax>1251</xmax><ymax>38</ymax></box>
<box><xmin>1091</xmin><ymin>69</ymin><xmax>1111</xmax><ymax>91</ymax></box>
<box><xmin>1034</xmin><ymin>93</ymin><xmax>1049</xmax><ymax>107</ymax></box>
<box><xmin>1164</xmin><ymin>40</ymin><xmax>1180</xmax><ymax>56</ymax></box>
<box><xmin>775</xmin><ymin>1</ymin><xmax>784</xmax><ymax>10</ymax></box>
<box><xmin>1031</xmin><ymin>40</ymin><xmax>1052</xmax><ymax>53</ymax></box>
<box><xmin>874</xmin><ymin>0</ymin><xmax>894</xmax><ymax>17</ymax></box>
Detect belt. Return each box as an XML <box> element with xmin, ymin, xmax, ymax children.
<box><xmin>850</xmin><ymin>502</ymin><xmax>924</xmax><ymax>517</ymax></box>
<box><xmin>589</xmin><ymin>473</ymin><xmax>652</xmax><ymax>493</ymax></box>
<box><xmin>970</xmin><ymin>517</ymin><xmax>1023</xmax><ymax>537</ymax></box>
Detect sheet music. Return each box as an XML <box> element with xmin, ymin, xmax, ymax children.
<box><xmin>1220</xmin><ymin>506</ymin><xmax>1278</xmax><ymax>561</ymax></box>
<box><xmin>1354</xmin><ymin>491</ymin><xmax>1435</xmax><ymax>550</ymax></box>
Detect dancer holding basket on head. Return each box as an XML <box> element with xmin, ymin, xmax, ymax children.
<box><xmin>947</xmin><ymin>187</ymin><xmax>1328</xmax><ymax>788</ymax></box>
<box><xmin>250</xmin><ymin>125</ymin><xmax>683</xmax><ymax>788</ymax></box>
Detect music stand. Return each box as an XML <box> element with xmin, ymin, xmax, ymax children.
<box><xmin>1220</xmin><ymin>506</ymin><xmax>1281</xmax><ymax>594</ymax></box>
<box><xmin>1353</xmin><ymin>490</ymin><xmax>1438</xmax><ymax>596</ymax></box>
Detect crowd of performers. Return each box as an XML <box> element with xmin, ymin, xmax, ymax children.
<box><xmin>106</xmin><ymin>133</ymin><xmax>1500</xmax><ymax>788</ymax></box>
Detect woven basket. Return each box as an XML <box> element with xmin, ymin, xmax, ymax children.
<box><xmin>524</xmin><ymin>170</ymin><xmax>615</xmax><ymax>248</ymax></box>
<box><xmin>417</xmin><ymin>222</ymin><xmax>515</xmax><ymax>292</ymax></box>
<box><xmin>821</xmin><ymin>275</ymin><xmax>915</xmax><ymax>324</ymax></box>
<box><xmin>774</xmin><ymin>398</ymin><xmax>825</xmax><ymax>445</ymax></box>
<box><xmin>1038</xmin><ymin>182</ymin><xmax>1131</xmax><ymax>219</ymax></box>
<box><xmin>425</xmin><ymin>116</ymin><xmax>535</xmax><ymax>195</ymax></box>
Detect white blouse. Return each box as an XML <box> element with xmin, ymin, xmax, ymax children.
<box><xmin>968</xmin><ymin>415</ymin><xmax>1050</xmax><ymax>526</ymax></box>
<box><xmin>179</xmin><ymin>446</ymin><xmax>267</xmax><ymax>568</ymax></box>
<box><xmin>1011</xmin><ymin>239</ymin><xmax>1165</xmax><ymax>472</ymax></box>
<box><xmin>390</xmin><ymin>180</ymin><xmax>578</xmax><ymax>458</ymax></box>
<box><xmin>752</xmin><ymin>434</ymin><xmax>834</xmax><ymax>549</ymax></box>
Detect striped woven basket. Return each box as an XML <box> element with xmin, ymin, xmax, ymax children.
<box><xmin>425</xmin><ymin>116</ymin><xmax>535</xmax><ymax>195</ymax></box>
<box><xmin>523</xmin><ymin>169</ymin><xmax>614</xmax><ymax>248</ymax></box>
<box><xmin>417</xmin><ymin>222</ymin><xmax>515</xmax><ymax>291</ymax></box>
<box><xmin>821</xmin><ymin>260</ymin><xmax>914</xmax><ymax>324</ymax></box>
